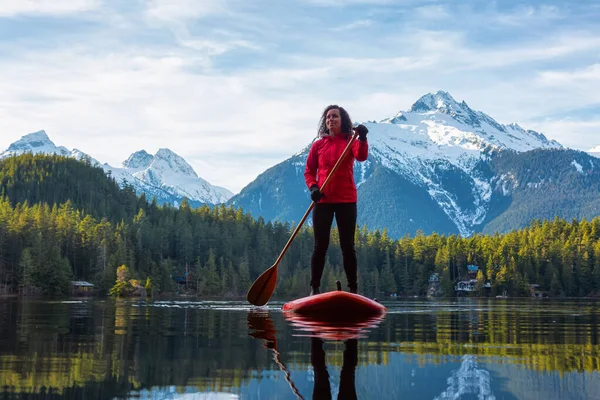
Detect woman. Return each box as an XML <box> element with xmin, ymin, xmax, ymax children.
<box><xmin>304</xmin><ymin>105</ymin><xmax>369</xmax><ymax>295</ymax></box>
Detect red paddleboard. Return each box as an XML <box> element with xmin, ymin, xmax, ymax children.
<box><xmin>282</xmin><ymin>290</ymin><xmax>387</xmax><ymax>340</ymax></box>
<box><xmin>282</xmin><ymin>290</ymin><xmax>387</xmax><ymax>322</ymax></box>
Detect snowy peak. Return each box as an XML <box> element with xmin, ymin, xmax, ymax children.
<box><xmin>409</xmin><ymin>90</ymin><xmax>492</xmax><ymax>130</ymax></box>
<box><xmin>410</xmin><ymin>90</ymin><xmax>464</xmax><ymax>113</ymax></box>
<box><xmin>122</xmin><ymin>150</ymin><xmax>154</xmax><ymax>170</ymax></box>
<box><xmin>153</xmin><ymin>148</ymin><xmax>197</xmax><ymax>178</ymax></box>
<box><xmin>380</xmin><ymin>111</ymin><xmax>407</xmax><ymax>124</ymax></box>
<box><xmin>379</xmin><ymin>90</ymin><xmax>563</xmax><ymax>153</ymax></box>
<box><xmin>2</xmin><ymin>130</ymin><xmax>71</xmax><ymax>157</ymax></box>
<box><xmin>122</xmin><ymin>147</ymin><xmax>233</xmax><ymax>204</ymax></box>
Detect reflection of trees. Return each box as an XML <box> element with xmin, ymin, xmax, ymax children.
<box><xmin>0</xmin><ymin>299</ymin><xmax>600</xmax><ymax>398</ymax></box>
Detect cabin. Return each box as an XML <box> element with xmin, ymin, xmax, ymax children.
<box><xmin>455</xmin><ymin>279</ymin><xmax>491</xmax><ymax>294</ymax></box>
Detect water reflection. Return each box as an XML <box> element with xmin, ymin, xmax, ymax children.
<box><xmin>311</xmin><ymin>337</ymin><xmax>358</xmax><ymax>400</ymax></box>
<box><xmin>283</xmin><ymin>310</ymin><xmax>385</xmax><ymax>340</ymax></box>
<box><xmin>2</xmin><ymin>298</ymin><xmax>600</xmax><ymax>399</ymax></box>
<box><xmin>247</xmin><ymin>311</ymin><xmax>303</xmax><ymax>399</ymax></box>
<box><xmin>433</xmin><ymin>355</ymin><xmax>495</xmax><ymax>400</ymax></box>
<box><xmin>248</xmin><ymin>309</ymin><xmax>382</xmax><ymax>400</ymax></box>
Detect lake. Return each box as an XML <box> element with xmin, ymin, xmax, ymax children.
<box><xmin>1</xmin><ymin>297</ymin><xmax>599</xmax><ymax>399</ymax></box>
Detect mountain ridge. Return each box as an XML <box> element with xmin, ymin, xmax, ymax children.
<box><xmin>4</xmin><ymin>90</ymin><xmax>598</xmax><ymax>238</ymax></box>
<box><xmin>0</xmin><ymin>130</ymin><xmax>233</xmax><ymax>206</ymax></box>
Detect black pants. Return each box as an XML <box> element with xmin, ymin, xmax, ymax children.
<box><xmin>310</xmin><ymin>202</ymin><xmax>357</xmax><ymax>290</ymax></box>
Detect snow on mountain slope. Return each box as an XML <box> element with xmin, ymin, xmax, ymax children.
<box><xmin>122</xmin><ymin>148</ymin><xmax>233</xmax><ymax>205</ymax></box>
<box><xmin>0</xmin><ymin>131</ymin><xmax>233</xmax><ymax>205</ymax></box>
<box><xmin>359</xmin><ymin>91</ymin><xmax>562</xmax><ymax>236</ymax></box>
<box><xmin>1</xmin><ymin>130</ymin><xmax>72</xmax><ymax>159</ymax></box>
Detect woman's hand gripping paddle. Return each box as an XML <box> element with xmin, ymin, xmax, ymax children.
<box><xmin>246</xmin><ymin>129</ymin><xmax>360</xmax><ymax>306</ymax></box>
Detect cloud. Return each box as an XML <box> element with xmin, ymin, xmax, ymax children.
<box><xmin>331</xmin><ymin>19</ymin><xmax>373</xmax><ymax>31</ymax></box>
<box><xmin>413</xmin><ymin>4</ymin><xmax>450</xmax><ymax>20</ymax></box>
<box><xmin>301</xmin><ymin>0</ymin><xmax>396</xmax><ymax>6</ymax></box>
<box><xmin>493</xmin><ymin>4</ymin><xmax>565</xmax><ymax>26</ymax></box>
<box><xmin>0</xmin><ymin>0</ymin><xmax>101</xmax><ymax>17</ymax></box>
<box><xmin>144</xmin><ymin>0</ymin><xmax>228</xmax><ymax>22</ymax></box>
<box><xmin>0</xmin><ymin>46</ymin><xmax>327</xmax><ymax>193</ymax></box>
<box><xmin>2</xmin><ymin>0</ymin><xmax>600</xmax><ymax>193</ymax></box>
<box><xmin>526</xmin><ymin>118</ymin><xmax>600</xmax><ymax>150</ymax></box>
<box><xmin>538</xmin><ymin>64</ymin><xmax>600</xmax><ymax>85</ymax></box>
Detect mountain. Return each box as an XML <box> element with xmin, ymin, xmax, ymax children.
<box><xmin>0</xmin><ymin>130</ymin><xmax>233</xmax><ymax>206</ymax></box>
<box><xmin>119</xmin><ymin>148</ymin><xmax>232</xmax><ymax>204</ymax></box>
<box><xmin>587</xmin><ymin>145</ymin><xmax>600</xmax><ymax>158</ymax></box>
<box><xmin>227</xmin><ymin>90</ymin><xmax>600</xmax><ymax>238</ymax></box>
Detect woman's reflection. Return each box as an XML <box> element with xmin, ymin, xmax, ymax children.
<box><xmin>248</xmin><ymin>310</ymin><xmax>362</xmax><ymax>400</ymax></box>
<box><xmin>311</xmin><ymin>337</ymin><xmax>358</xmax><ymax>400</ymax></box>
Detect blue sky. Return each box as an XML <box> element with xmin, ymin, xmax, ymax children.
<box><xmin>1</xmin><ymin>0</ymin><xmax>599</xmax><ymax>193</ymax></box>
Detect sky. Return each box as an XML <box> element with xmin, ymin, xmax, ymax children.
<box><xmin>1</xmin><ymin>0</ymin><xmax>599</xmax><ymax>194</ymax></box>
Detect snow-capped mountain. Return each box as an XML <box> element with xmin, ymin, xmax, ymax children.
<box><xmin>359</xmin><ymin>91</ymin><xmax>562</xmax><ymax>236</ymax></box>
<box><xmin>119</xmin><ymin>149</ymin><xmax>232</xmax><ymax>204</ymax></box>
<box><xmin>228</xmin><ymin>90</ymin><xmax>590</xmax><ymax>238</ymax></box>
<box><xmin>2</xmin><ymin>130</ymin><xmax>74</xmax><ymax>159</ymax></box>
<box><xmin>0</xmin><ymin>130</ymin><xmax>233</xmax><ymax>206</ymax></box>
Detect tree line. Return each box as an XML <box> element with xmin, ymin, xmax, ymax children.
<box><xmin>1</xmin><ymin>153</ymin><xmax>600</xmax><ymax>298</ymax></box>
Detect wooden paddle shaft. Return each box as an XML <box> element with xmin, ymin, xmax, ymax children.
<box><xmin>271</xmin><ymin>130</ymin><xmax>360</xmax><ymax>269</ymax></box>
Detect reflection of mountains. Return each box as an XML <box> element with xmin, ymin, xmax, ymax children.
<box><xmin>2</xmin><ymin>299</ymin><xmax>600</xmax><ymax>399</ymax></box>
<box><xmin>433</xmin><ymin>355</ymin><xmax>496</xmax><ymax>400</ymax></box>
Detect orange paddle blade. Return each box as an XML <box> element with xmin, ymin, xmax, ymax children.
<box><xmin>247</xmin><ymin>310</ymin><xmax>277</xmax><ymax>344</ymax></box>
<box><xmin>246</xmin><ymin>264</ymin><xmax>278</xmax><ymax>306</ymax></box>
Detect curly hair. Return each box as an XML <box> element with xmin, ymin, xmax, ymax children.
<box><xmin>317</xmin><ymin>105</ymin><xmax>353</xmax><ymax>137</ymax></box>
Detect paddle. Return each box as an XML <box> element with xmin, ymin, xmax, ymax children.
<box><xmin>246</xmin><ymin>129</ymin><xmax>360</xmax><ymax>306</ymax></box>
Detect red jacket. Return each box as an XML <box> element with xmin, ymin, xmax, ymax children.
<box><xmin>304</xmin><ymin>133</ymin><xmax>368</xmax><ymax>203</ymax></box>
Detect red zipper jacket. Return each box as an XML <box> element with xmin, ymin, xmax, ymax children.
<box><xmin>304</xmin><ymin>132</ymin><xmax>368</xmax><ymax>203</ymax></box>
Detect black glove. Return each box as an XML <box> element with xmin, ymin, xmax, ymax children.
<box><xmin>310</xmin><ymin>185</ymin><xmax>324</xmax><ymax>202</ymax></box>
<box><xmin>355</xmin><ymin>124</ymin><xmax>368</xmax><ymax>142</ymax></box>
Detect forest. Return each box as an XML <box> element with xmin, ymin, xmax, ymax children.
<box><xmin>1</xmin><ymin>153</ymin><xmax>600</xmax><ymax>298</ymax></box>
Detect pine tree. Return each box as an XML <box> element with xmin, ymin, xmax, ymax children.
<box><xmin>379</xmin><ymin>250</ymin><xmax>397</xmax><ymax>295</ymax></box>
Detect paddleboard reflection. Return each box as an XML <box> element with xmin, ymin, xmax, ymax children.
<box><xmin>283</xmin><ymin>310</ymin><xmax>386</xmax><ymax>341</ymax></box>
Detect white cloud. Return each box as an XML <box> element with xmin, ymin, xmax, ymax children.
<box><xmin>494</xmin><ymin>4</ymin><xmax>565</xmax><ymax>26</ymax></box>
<box><xmin>0</xmin><ymin>48</ymin><xmax>326</xmax><ymax>193</ymax></box>
<box><xmin>302</xmin><ymin>0</ymin><xmax>396</xmax><ymax>6</ymax></box>
<box><xmin>145</xmin><ymin>0</ymin><xmax>228</xmax><ymax>22</ymax></box>
<box><xmin>0</xmin><ymin>0</ymin><xmax>101</xmax><ymax>17</ymax></box>
<box><xmin>331</xmin><ymin>19</ymin><xmax>373</xmax><ymax>31</ymax></box>
<box><xmin>538</xmin><ymin>64</ymin><xmax>600</xmax><ymax>85</ymax></box>
<box><xmin>526</xmin><ymin>118</ymin><xmax>600</xmax><ymax>150</ymax></box>
<box><xmin>413</xmin><ymin>4</ymin><xmax>450</xmax><ymax>20</ymax></box>
<box><xmin>405</xmin><ymin>31</ymin><xmax>600</xmax><ymax>71</ymax></box>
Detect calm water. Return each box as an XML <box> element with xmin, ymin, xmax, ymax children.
<box><xmin>1</xmin><ymin>297</ymin><xmax>600</xmax><ymax>400</ymax></box>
